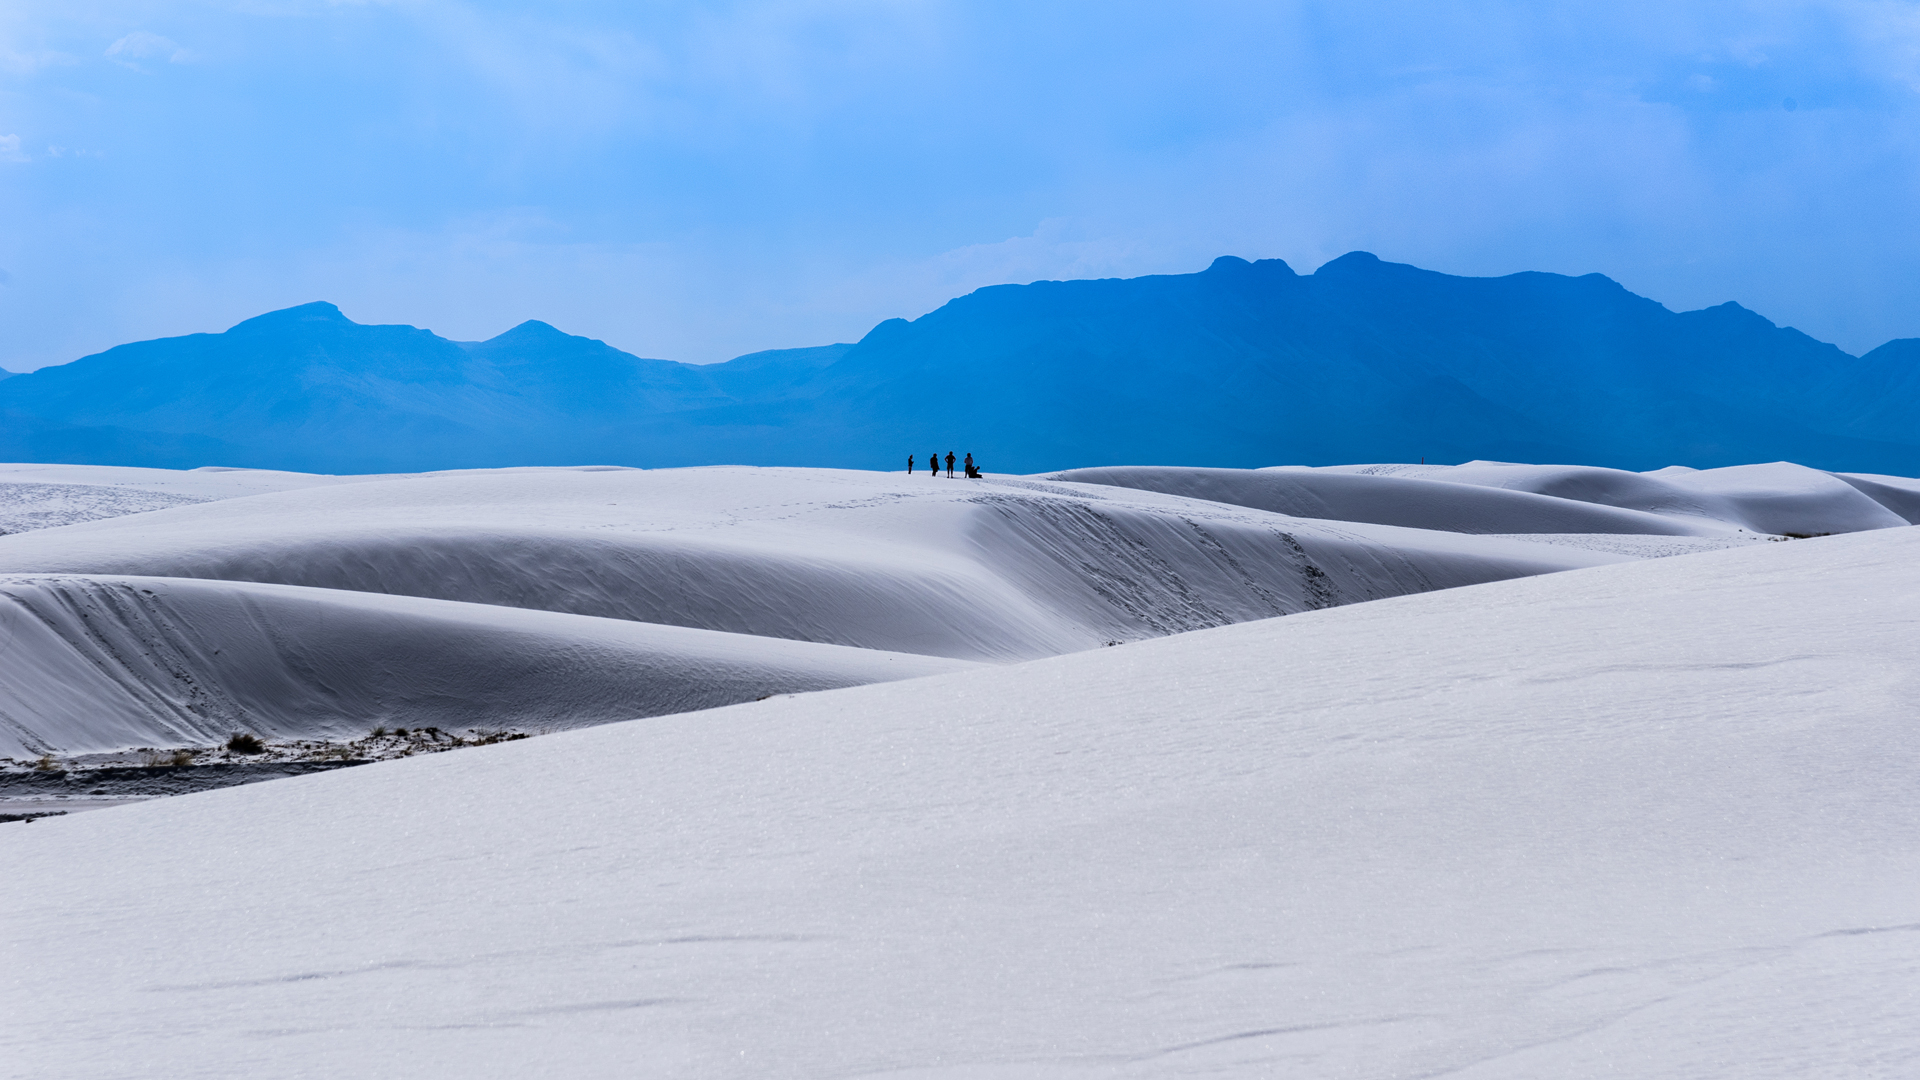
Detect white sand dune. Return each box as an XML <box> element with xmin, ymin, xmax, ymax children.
<box><xmin>1832</xmin><ymin>470</ymin><xmax>1920</xmax><ymax>524</ymax></box>
<box><xmin>0</xmin><ymin>461</ymin><xmax>391</xmax><ymax>501</ymax></box>
<box><xmin>1303</xmin><ymin>459</ymin><xmax>1911</xmax><ymax>534</ymax></box>
<box><xmin>0</xmin><ymin>462</ymin><xmax>420</xmax><ymax>534</ymax></box>
<box><xmin>4</xmin><ymin>524</ymin><xmax>1916</xmax><ymax>1078</ymax></box>
<box><xmin>1047</xmin><ymin>464</ymin><xmax>1739</xmax><ymax>534</ymax></box>
<box><xmin>0</xmin><ymin>481</ymin><xmax>210</xmax><ymax>535</ymax></box>
<box><xmin>0</xmin><ymin>466</ymin><xmax>1631</xmax><ymax>663</ymax></box>
<box><xmin>0</xmin><ymin>573</ymin><xmax>971</xmax><ymax>758</ymax></box>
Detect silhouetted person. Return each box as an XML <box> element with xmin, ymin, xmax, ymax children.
<box><xmin>945</xmin><ymin>451</ymin><xmax>955</xmax><ymax>478</ymax></box>
<box><xmin>907</xmin><ymin>454</ymin><xmax>915</xmax><ymax>475</ymax></box>
<box><xmin>964</xmin><ymin>452</ymin><xmax>974</xmax><ymax>477</ymax></box>
<box><xmin>929</xmin><ymin>450</ymin><xmax>939</xmax><ymax>477</ymax></box>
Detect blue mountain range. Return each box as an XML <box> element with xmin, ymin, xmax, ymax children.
<box><xmin>3</xmin><ymin>253</ymin><xmax>1916</xmax><ymax>474</ymax></box>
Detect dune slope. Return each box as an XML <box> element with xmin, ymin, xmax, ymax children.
<box><xmin>0</xmin><ymin>574</ymin><xmax>971</xmax><ymax>757</ymax></box>
<box><xmin>0</xmin><ymin>466</ymin><xmax>1629</xmax><ymax>661</ymax></box>
<box><xmin>0</xmin><ymin>462</ymin><xmax>412</xmax><ymax>533</ymax></box>
<box><xmin>2</xmin><ymin>524</ymin><xmax>1915</xmax><ymax>1077</ymax></box>
<box><xmin>1317</xmin><ymin>459</ymin><xmax>1911</xmax><ymax>534</ymax></box>
<box><xmin>1048</xmin><ymin>464</ymin><xmax>1737</xmax><ymax>534</ymax></box>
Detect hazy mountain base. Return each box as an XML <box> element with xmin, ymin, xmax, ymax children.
<box><xmin>4</xmin><ymin>254</ymin><xmax>1919</xmax><ymax>474</ymax></box>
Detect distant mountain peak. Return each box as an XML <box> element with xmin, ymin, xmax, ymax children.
<box><xmin>1314</xmin><ymin>251</ymin><xmax>1390</xmax><ymax>276</ymax></box>
<box><xmin>229</xmin><ymin>301</ymin><xmax>353</xmax><ymax>333</ymax></box>
<box><xmin>488</xmin><ymin>319</ymin><xmax>571</xmax><ymax>343</ymax></box>
<box><xmin>4</xmin><ymin>255</ymin><xmax>1915</xmax><ymax>475</ymax></box>
<box><xmin>1864</xmin><ymin>337</ymin><xmax>1920</xmax><ymax>358</ymax></box>
<box><xmin>1205</xmin><ymin>255</ymin><xmax>1295</xmax><ymax>277</ymax></box>
<box><xmin>1679</xmin><ymin>300</ymin><xmax>1777</xmax><ymax>330</ymax></box>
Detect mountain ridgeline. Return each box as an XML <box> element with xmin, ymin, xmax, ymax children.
<box><xmin>3</xmin><ymin>253</ymin><xmax>1916</xmax><ymax>474</ymax></box>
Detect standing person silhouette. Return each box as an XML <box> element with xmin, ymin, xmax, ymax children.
<box><xmin>929</xmin><ymin>450</ymin><xmax>940</xmax><ymax>478</ymax></box>
<box><xmin>945</xmin><ymin>451</ymin><xmax>955</xmax><ymax>478</ymax></box>
<box><xmin>907</xmin><ymin>454</ymin><xmax>915</xmax><ymax>475</ymax></box>
<box><xmin>963</xmin><ymin>452</ymin><xmax>974</xmax><ymax>478</ymax></box>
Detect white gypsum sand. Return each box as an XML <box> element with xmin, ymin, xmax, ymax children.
<box><xmin>1293</xmin><ymin>459</ymin><xmax>1915</xmax><ymax>533</ymax></box>
<box><xmin>0</xmin><ymin>466</ymin><xmax>1634</xmax><ymax>664</ymax></box>
<box><xmin>1050</xmin><ymin>464</ymin><xmax>1739</xmax><ymax>534</ymax></box>
<box><xmin>0</xmin><ymin>462</ymin><xmax>1902</xmax><ymax>761</ymax></box>
<box><xmin>0</xmin><ymin>574</ymin><xmax>971</xmax><ymax>757</ymax></box>
<box><xmin>1064</xmin><ymin>461</ymin><xmax>1915</xmax><ymax>535</ymax></box>
<box><xmin>1</xmin><ymin>524</ymin><xmax>1916</xmax><ymax>1078</ymax></box>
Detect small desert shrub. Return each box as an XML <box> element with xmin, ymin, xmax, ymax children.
<box><xmin>469</xmin><ymin>730</ymin><xmax>531</xmax><ymax>746</ymax></box>
<box><xmin>393</xmin><ymin>727</ymin><xmax>409</xmax><ymax>737</ymax></box>
<box><xmin>141</xmin><ymin>748</ymin><xmax>196</xmax><ymax>767</ymax></box>
<box><xmin>32</xmin><ymin>754</ymin><xmax>58</xmax><ymax>772</ymax></box>
<box><xmin>226</xmin><ymin>732</ymin><xmax>266</xmax><ymax>754</ymax></box>
<box><xmin>370</xmin><ymin>726</ymin><xmax>387</xmax><ymax>738</ymax></box>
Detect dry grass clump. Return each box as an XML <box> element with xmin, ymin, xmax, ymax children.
<box><xmin>467</xmin><ymin>730</ymin><xmax>531</xmax><ymax>747</ymax></box>
<box><xmin>225</xmin><ymin>732</ymin><xmax>266</xmax><ymax>754</ymax></box>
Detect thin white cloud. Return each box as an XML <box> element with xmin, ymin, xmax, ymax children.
<box><xmin>0</xmin><ymin>3</ymin><xmax>76</xmax><ymax>79</ymax></box>
<box><xmin>1837</xmin><ymin>0</ymin><xmax>1920</xmax><ymax>92</ymax></box>
<box><xmin>0</xmin><ymin>134</ymin><xmax>26</xmax><ymax>162</ymax></box>
<box><xmin>0</xmin><ymin>45</ymin><xmax>76</xmax><ymax>77</ymax></box>
<box><xmin>6</xmin><ymin>0</ymin><xmax>1920</xmax><ymax>368</ymax></box>
<box><xmin>105</xmin><ymin>31</ymin><xmax>195</xmax><ymax>70</ymax></box>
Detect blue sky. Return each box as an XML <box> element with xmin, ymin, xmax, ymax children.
<box><xmin>3</xmin><ymin>1</ymin><xmax>1918</xmax><ymax>370</ymax></box>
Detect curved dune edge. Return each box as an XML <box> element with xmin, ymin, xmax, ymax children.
<box><xmin>0</xmin><ymin>466</ymin><xmax>1633</xmax><ymax>662</ymax></box>
<box><xmin>1057</xmin><ymin>460</ymin><xmax>1914</xmax><ymax>535</ymax></box>
<box><xmin>0</xmin><ymin>573</ymin><xmax>973</xmax><ymax>756</ymax></box>
<box><xmin>2</xmin><ymin>525</ymin><xmax>1916</xmax><ymax>1076</ymax></box>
